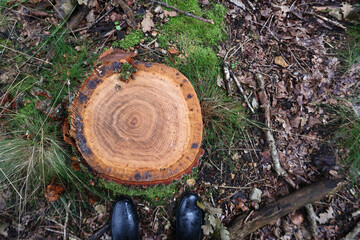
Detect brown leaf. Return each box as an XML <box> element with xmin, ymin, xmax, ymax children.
<box><xmin>44</xmin><ymin>179</ymin><xmax>65</xmax><ymax>202</ymax></box>
<box><xmin>164</xmin><ymin>10</ymin><xmax>178</xmax><ymax>17</ymax></box>
<box><xmin>168</xmin><ymin>48</ymin><xmax>179</xmax><ymax>55</ymax></box>
<box><xmin>72</xmin><ymin>161</ymin><xmax>80</xmax><ymax>171</ymax></box>
<box><xmin>274</xmin><ymin>56</ymin><xmax>289</xmax><ymax>68</ymax></box>
<box><xmin>275</xmin><ymin>81</ymin><xmax>288</xmax><ymax>98</ymax></box>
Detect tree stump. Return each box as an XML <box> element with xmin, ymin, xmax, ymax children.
<box><xmin>70</xmin><ymin>49</ymin><xmax>203</xmax><ymax>186</ymax></box>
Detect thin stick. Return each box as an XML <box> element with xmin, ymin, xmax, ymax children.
<box><xmin>64</xmin><ymin>202</ymin><xmax>70</xmax><ymax>240</ymax></box>
<box><xmin>45</xmin><ymin>228</ymin><xmax>81</xmax><ymax>240</ymax></box>
<box><xmin>0</xmin><ymin>168</ymin><xmax>22</xmax><ymax>199</ymax></box>
<box><xmin>312</xmin><ymin>13</ymin><xmax>347</xmax><ymax>30</ymax></box>
<box><xmin>228</xmin><ymin>38</ymin><xmax>252</xmax><ymax>59</ymax></box>
<box><xmin>230</xmin><ymin>71</ymin><xmax>255</xmax><ymax>113</ymax></box>
<box><xmin>0</xmin><ymin>44</ymin><xmax>53</xmax><ymax>65</ymax></box>
<box><xmin>152</xmin><ymin>0</ymin><xmax>214</xmax><ymax>24</ymax></box>
<box><xmin>255</xmin><ymin>73</ymin><xmax>297</xmax><ymax>189</ymax></box>
<box><xmin>222</xmin><ymin>46</ymin><xmax>236</xmax><ymax>96</ymax></box>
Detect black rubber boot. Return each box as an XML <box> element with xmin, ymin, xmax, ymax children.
<box><xmin>111</xmin><ymin>198</ymin><xmax>140</xmax><ymax>240</ymax></box>
<box><xmin>176</xmin><ymin>192</ymin><xmax>204</xmax><ymax>240</ymax></box>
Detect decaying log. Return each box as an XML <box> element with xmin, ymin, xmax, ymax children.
<box><xmin>70</xmin><ymin>49</ymin><xmax>203</xmax><ymax>186</ymax></box>
<box><xmin>228</xmin><ymin>178</ymin><xmax>344</xmax><ymax>239</ymax></box>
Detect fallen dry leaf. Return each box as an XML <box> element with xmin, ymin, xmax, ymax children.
<box><xmin>274</xmin><ymin>56</ymin><xmax>289</xmax><ymax>68</ymax></box>
<box><xmin>72</xmin><ymin>161</ymin><xmax>80</xmax><ymax>171</ymax></box>
<box><xmin>141</xmin><ymin>11</ymin><xmax>154</xmax><ymax>33</ymax></box>
<box><xmin>168</xmin><ymin>48</ymin><xmax>179</xmax><ymax>55</ymax></box>
<box><xmin>44</xmin><ymin>179</ymin><xmax>65</xmax><ymax>202</ymax></box>
<box><xmin>317</xmin><ymin>206</ymin><xmax>334</xmax><ymax>224</ymax></box>
<box><xmin>164</xmin><ymin>10</ymin><xmax>178</xmax><ymax>17</ymax></box>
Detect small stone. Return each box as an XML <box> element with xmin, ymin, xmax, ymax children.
<box><xmin>160</xmin><ymin>49</ymin><xmax>167</xmax><ymax>55</ymax></box>
<box><xmin>249</xmin><ymin>188</ymin><xmax>262</xmax><ymax>203</ymax></box>
<box><xmin>154</xmin><ymin>5</ymin><xmax>163</xmax><ymax>13</ymax></box>
<box><xmin>251</xmin><ymin>97</ymin><xmax>259</xmax><ymax>110</ymax></box>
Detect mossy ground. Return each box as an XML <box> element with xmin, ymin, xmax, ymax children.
<box><xmin>0</xmin><ymin>1</ymin><xmax>245</xmax><ymax>236</ymax></box>
<box><xmin>0</xmin><ymin>0</ymin><xmax>246</xmax><ymax>206</ymax></box>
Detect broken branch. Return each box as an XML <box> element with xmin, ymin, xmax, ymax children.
<box><xmin>255</xmin><ymin>73</ymin><xmax>297</xmax><ymax>189</ymax></box>
<box><xmin>152</xmin><ymin>0</ymin><xmax>214</xmax><ymax>24</ymax></box>
<box><xmin>228</xmin><ymin>178</ymin><xmax>344</xmax><ymax>239</ymax></box>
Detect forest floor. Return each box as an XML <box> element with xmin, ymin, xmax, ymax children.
<box><xmin>0</xmin><ymin>0</ymin><xmax>359</xmax><ymax>239</ymax></box>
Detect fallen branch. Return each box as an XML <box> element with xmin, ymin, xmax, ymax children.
<box><xmin>152</xmin><ymin>0</ymin><xmax>214</xmax><ymax>24</ymax></box>
<box><xmin>255</xmin><ymin>73</ymin><xmax>296</xmax><ymax>189</ymax></box>
<box><xmin>230</xmin><ymin>71</ymin><xmax>255</xmax><ymax>113</ymax></box>
<box><xmin>228</xmin><ymin>178</ymin><xmax>343</xmax><ymax>239</ymax></box>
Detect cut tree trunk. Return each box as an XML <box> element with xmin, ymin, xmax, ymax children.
<box><xmin>228</xmin><ymin>178</ymin><xmax>344</xmax><ymax>239</ymax></box>
<box><xmin>70</xmin><ymin>49</ymin><xmax>203</xmax><ymax>186</ymax></box>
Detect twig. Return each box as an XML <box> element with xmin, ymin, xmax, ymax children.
<box><xmin>45</xmin><ymin>228</ymin><xmax>81</xmax><ymax>240</ymax></box>
<box><xmin>222</xmin><ymin>46</ymin><xmax>236</xmax><ymax>96</ymax></box>
<box><xmin>99</xmin><ymin>29</ymin><xmax>116</xmax><ymax>52</ymax></box>
<box><xmin>223</xmin><ymin>62</ymin><xmax>233</xmax><ymax>96</ymax></box>
<box><xmin>305</xmin><ymin>204</ymin><xmax>318</xmax><ymax>239</ymax></box>
<box><xmin>230</xmin><ymin>71</ymin><xmax>255</xmax><ymax>113</ymax></box>
<box><xmin>86</xmin><ymin>224</ymin><xmax>110</xmax><ymax>240</ymax></box>
<box><xmin>342</xmin><ymin>220</ymin><xmax>360</xmax><ymax>240</ymax></box>
<box><xmin>215</xmin><ymin>185</ymin><xmax>252</xmax><ymax>190</ymax></box>
<box><xmin>255</xmin><ymin>73</ymin><xmax>297</xmax><ymax>189</ymax></box>
<box><xmin>245</xmin><ymin>0</ymin><xmax>256</xmax><ymax>11</ymax></box>
<box><xmin>228</xmin><ymin>38</ymin><xmax>252</xmax><ymax>59</ymax></box>
<box><xmin>64</xmin><ymin>202</ymin><xmax>70</xmax><ymax>240</ymax></box>
<box><xmin>312</xmin><ymin>13</ymin><xmax>347</xmax><ymax>30</ymax></box>
<box><xmin>152</xmin><ymin>0</ymin><xmax>214</xmax><ymax>24</ymax></box>
<box><xmin>0</xmin><ymin>44</ymin><xmax>53</xmax><ymax>65</ymax></box>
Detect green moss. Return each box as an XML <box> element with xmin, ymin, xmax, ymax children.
<box><xmin>157</xmin><ymin>34</ymin><xmax>169</xmax><ymax>49</ymax></box>
<box><xmin>113</xmin><ymin>30</ymin><xmax>144</xmax><ymax>49</ymax></box>
<box><xmin>162</xmin><ymin>1</ymin><xmax>227</xmax><ymax>46</ymax></box>
<box><xmin>99</xmin><ymin>180</ymin><xmax>179</xmax><ymax>205</ymax></box>
<box><xmin>167</xmin><ymin>45</ymin><xmax>245</xmax><ymax>146</ymax></box>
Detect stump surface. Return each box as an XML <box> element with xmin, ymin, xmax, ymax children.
<box><xmin>70</xmin><ymin>50</ymin><xmax>203</xmax><ymax>185</ymax></box>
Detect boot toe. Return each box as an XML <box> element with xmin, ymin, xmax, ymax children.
<box><xmin>176</xmin><ymin>192</ymin><xmax>204</xmax><ymax>240</ymax></box>
<box><xmin>111</xmin><ymin>198</ymin><xmax>140</xmax><ymax>240</ymax></box>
